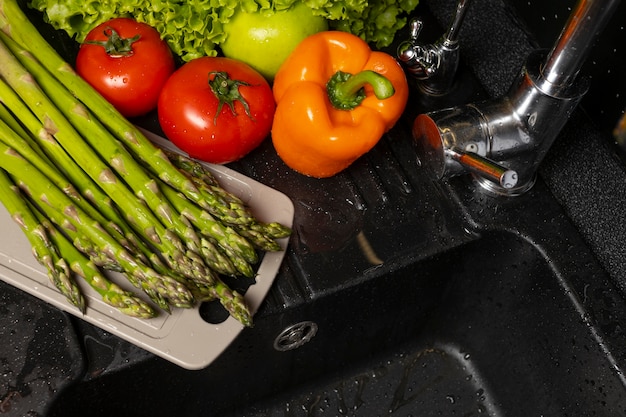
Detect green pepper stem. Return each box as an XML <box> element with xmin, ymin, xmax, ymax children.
<box><xmin>326</xmin><ymin>70</ymin><xmax>395</xmax><ymax>111</ymax></box>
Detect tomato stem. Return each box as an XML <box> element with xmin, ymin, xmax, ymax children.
<box><xmin>326</xmin><ymin>70</ymin><xmax>395</xmax><ymax>111</ymax></box>
<box><xmin>207</xmin><ymin>71</ymin><xmax>254</xmax><ymax>125</ymax></box>
<box><xmin>84</xmin><ymin>27</ymin><xmax>140</xmax><ymax>57</ymax></box>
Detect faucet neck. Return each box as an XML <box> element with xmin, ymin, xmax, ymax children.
<box><xmin>540</xmin><ymin>0</ymin><xmax>621</xmax><ymax>96</ymax></box>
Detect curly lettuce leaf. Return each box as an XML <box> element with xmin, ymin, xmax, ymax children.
<box><xmin>28</xmin><ymin>0</ymin><xmax>419</xmax><ymax>61</ymax></box>
<box><xmin>331</xmin><ymin>0</ymin><xmax>419</xmax><ymax>48</ymax></box>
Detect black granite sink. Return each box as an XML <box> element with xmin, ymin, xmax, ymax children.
<box><xmin>230</xmin><ymin>229</ymin><xmax>626</xmax><ymax>416</ymax></box>
<box><xmin>4</xmin><ymin>0</ymin><xmax>626</xmax><ymax>416</ymax></box>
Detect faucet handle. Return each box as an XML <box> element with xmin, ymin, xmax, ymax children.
<box><xmin>445</xmin><ymin>148</ymin><xmax>518</xmax><ymax>189</ymax></box>
<box><xmin>414</xmin><ymin>111</ymin><xmax>520</xmax><ymax>192</ymax></box>
<box><xmin>396</xmin><ymin>0</ymin><xmax>472</xmax><ymax>94</ymax></box>
<box><xmin>397</xmin><ymin>19</ymin><xmax>438</xmax><ymax>79</ymax></box>
<box><xmin>408</xmin><ymin>18</ymin><xmax>424</xmax><ymax>41</ymax></box>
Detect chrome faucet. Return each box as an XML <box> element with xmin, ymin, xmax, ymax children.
<box><xmin>397</xmin><ymin>0</ymin><xmax>471</xmax><ymax>95</ymax></box>
<box><xmin>410</xmin><ymin>0</ymin><xmax>621</xmax><ymax>196</ymax></box>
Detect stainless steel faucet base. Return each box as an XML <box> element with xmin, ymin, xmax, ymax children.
<box><xmin>414</xmin><ymin>50</ymin><xmax>588</xmax><ymax>196</ymax></box>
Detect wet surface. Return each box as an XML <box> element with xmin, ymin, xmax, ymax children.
<box><xmin>221</xmin><ymin>208</ymin><xmax>626</xmax><ymax>417</ymax></box>
<box><xmin>0</xmin><ymin>283</ymin><xmax>83</xmax><ymax>416</ymax></box>
<box><xmin>237</xmin><ymin>346</ymin><xmax>495</xmax><ymax>417</ymax></box>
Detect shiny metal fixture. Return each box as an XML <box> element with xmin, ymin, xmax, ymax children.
<box><xmin>412</xmin><ymin>0</ymin><xmax>621</xmax><ymax>195</ymax></box>
<box><xmin>273</xmin><ymin>321</ymin><xmax>318</xmax><ymax>351</ymax></box>
<box><xmin>397</xmin><ymin>0</ymin><xmax>472</xmax><ymax>95</ymax></box>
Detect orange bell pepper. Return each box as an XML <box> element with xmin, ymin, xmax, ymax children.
<box><xmin>271</xmin><ymin>31</ymin><xmax>409</xmax><ymax>178</ymax></box>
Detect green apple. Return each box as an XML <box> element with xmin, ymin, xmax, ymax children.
<box><xmin>221</xmin><ymin>3</ymin><xmax>328</xmax><ymax>81</ymax></box>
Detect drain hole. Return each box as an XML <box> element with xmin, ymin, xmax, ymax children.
<box><xmin>273</xmin><ymin>321</ymin><xmax>318</xmax><ymax>351</ymax></box>
<box><xmin>199</xmin><ymin>299</ymin><xmax>230</xmax><ymax>324</ymax></box>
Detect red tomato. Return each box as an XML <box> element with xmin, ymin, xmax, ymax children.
<box><xmin>157</xmin><ymin>57</ymin><xmax>275</xmax><ymax>164</ymax></box>
<box><xmin>76</xmin><ymin>18</ymin><xmax>175</xmax><ymax>118</ymax></box>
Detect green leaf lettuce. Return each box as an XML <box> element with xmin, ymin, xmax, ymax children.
<box><xmin>28</xmin><ymin>0</ymin><xmax>419</xmax><ymax>61</ymax></box>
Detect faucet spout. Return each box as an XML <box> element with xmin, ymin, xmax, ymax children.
<box><xmin>541</xmin><ymin>0</ymin><xmax>620</xmax><ymax>95</ymax></box>
<box><xmin>412</xmin><ymin>0</ymin><xmax>621</xmax><ymax>196</ymax></box>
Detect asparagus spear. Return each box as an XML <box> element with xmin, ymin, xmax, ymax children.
<box><xmin>0</xmin><ymin>101</ymin><xmax>42</xmax><ymax>158</ymax></box>
<box><xmin>166</xmin><ymin>150</ymin><xmax>291</xmax><ymax>248</ymax></box>
<box><xmin>0</xmin><ymin>99</ymin><xmax>79</xmax><ymax>198</ymax></box>
<box><xmin>0</xmin><ymin>168</ymin><xmax>85</xmax><ymax>312</ymax></box>
<box><xmin>0</xmin><ymin>142</ymin><xmax>195</xmax><ymax>309</ymax></box>
<box><xmin>32</xmin><ymin>207</ymin><xmax>157</xmax><ymax>318</ymax></box>
<box><xmin>167</xmin><ymin>154</ymin><xmax>256</xmax><ymax>226</ymax></box>
<box><xmin>158</xmin><ymin>178</ymin><xmax>257</xmax><ymax>269</ymax></box>
<box><xmin>210</xmin><ymin>277</ymin><xmax>252</xmax><ymax>327</ymax></box>
<box><xmin>161</xmin><ymin>149</ymin><xmax>254</xmax><ymax>224</ymax></box>
<box><xmin>25</xmin><ymin>188</ymin><xmax>171</xmax><ymax>311</ymax></box>
<box><xmin>163</xmin><ymin>149</ymin><xmax>222</xmax><ymax>188</ymax></box>
<box><xmin>123</xmin><ymin>208</ymin><xmax>252</xmax><ymax>323</ymax></box>
<box><xmin>0</xmin><ymin>76</ymin><xmax>117</xmax><ymax>213</ymax></box>
<box><xmin>0</xmin><ymin>91</ymin><xmax>115</xmax><ymax>232</ymax></box>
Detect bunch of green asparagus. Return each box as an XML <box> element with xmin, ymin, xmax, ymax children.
<box><xmin>0</xmin><ymin>0</ymin><xmax>291</xmax><ymax>326</ymax></box>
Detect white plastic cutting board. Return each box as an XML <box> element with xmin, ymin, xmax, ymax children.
<box><xmin>0</xmin><ymin>130</ymin><xmax>294</xmax><ymax>370</ymax></box>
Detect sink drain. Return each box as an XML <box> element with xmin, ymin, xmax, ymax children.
<box><xmin>273</xmin><ymin>321</ymin><xmax>318</xmax><ymax>351</ymax></box>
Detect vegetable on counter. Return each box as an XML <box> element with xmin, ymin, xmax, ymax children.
<box><xmin>271</xmin><ymin>31</ymin><xmax>409</xmax><ymax>178</ymax></box>
<box><xmin>27</xmin><ymin>0</ymin><xmax>419</xmax><ymax>63</ymax></box>
<box><xmin>0</xmin><ymin>0</ymin><xmax>291</xmax><ymax>325</ymax></box>
<box><xmin>157</xmin><ymin>57</ymin><xmax>275</xmax><ymax>164</ymax></box>
<box><xmin>0</xmin><ymin>168</ymin><xmax>85</xmax><ymax>312</ymax></box>
<box><xmin>76</xmin><ymin>17</ymin><xmax>175</xmax><ymax>118</ymax></box>
<box><xmin>220</xmin><ymin>2</ymin><xmax>329</xmax><ymax>81</ymax></box>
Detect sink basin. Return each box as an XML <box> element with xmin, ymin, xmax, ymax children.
<box><xmin>230</xmin><ymin>229</ymin><xmax>626</xmax><ymax>416</ymax></box>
